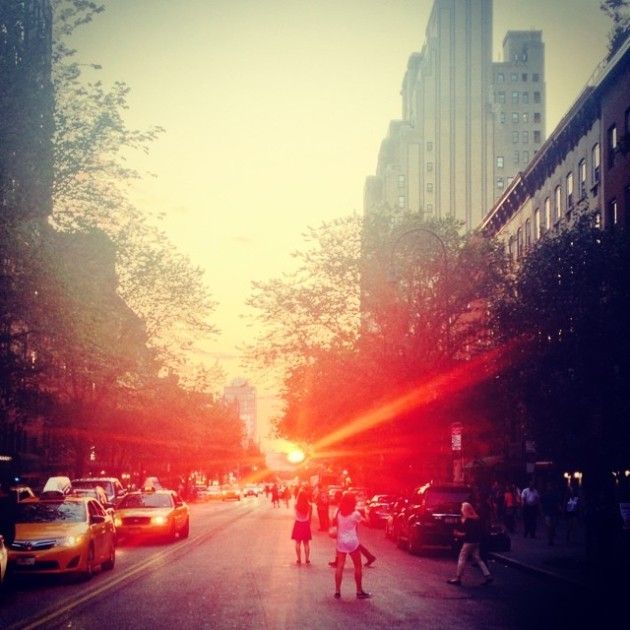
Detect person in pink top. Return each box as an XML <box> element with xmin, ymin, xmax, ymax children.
<box><xmin>333</xmin><ymin>491</ymin><xmax>371</xmax><ymax>600</ymax></box>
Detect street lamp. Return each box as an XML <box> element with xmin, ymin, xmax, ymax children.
<box><xmin>387</xmin><ymin>224</ymin><xmax>450</xmax><ymax>354</ymax></box>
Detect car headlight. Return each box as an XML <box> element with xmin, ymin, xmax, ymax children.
<box><xmin>151</xmin><ymin>515</ymin><xmax>167</xmax><ymax>525</ymax></box>
<box><xmin>57</xmin><ymin>535</ymin><xmax>84</xmax><ymax>547</ymax></box>
<box><xmin>114</xmin><ymin>517</ymin><xmax>122</xmax><ymax>527</ymax></box>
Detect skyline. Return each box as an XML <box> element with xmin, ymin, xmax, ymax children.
<box><xmin>67</xmin><ymin>0</ymin><xmax>612</xmax><ymax>447</ymax></box>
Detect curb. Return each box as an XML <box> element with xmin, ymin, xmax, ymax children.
<box><xmin>489</xmin><ymin>551</ymin><xmax>585</xmax><ymax>588</ymax></box>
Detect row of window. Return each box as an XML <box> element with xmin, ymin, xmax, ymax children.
<box><xmin>499</xmin><ymin>111</ymin><xmax>542</xmax><ymax>125</ymax></box>
<box><xmin>495</xmin><ymin>91</ymin><xmax>542</xmax><ymax>105</ymax></box>
<box><xmin>508</xmin><ymin>130</ymin><xmax>541</xmax><ymax>144</ymax></box>
<box><xmin>497</xmin><ymin>151</ymin><xmax>531</xmax><ymax>169</ymax></box>
<box><xmin>496</xmin><ymin>72</ymin><xmax>540</xmax><ymax>83</ymax></box>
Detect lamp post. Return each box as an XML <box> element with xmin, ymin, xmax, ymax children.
<box><xmin>387</xmin><ymin>225</ymin><xmax>450</xmax><ymax>355</ymax></box>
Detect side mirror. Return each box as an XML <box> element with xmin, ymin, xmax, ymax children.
<box><xmin>90</xmin><ymin>514</ymin><xmax>105</xmax><ymax>525</ymax></box>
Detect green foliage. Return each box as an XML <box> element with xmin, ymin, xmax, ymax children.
<box><xmin>601</xmin><ymin>0</ymin><xmax>630</xmax><ymax>58</ymax></box>
<box><xmin>491</xmin><ymin>218</ymin><xmax>630</xmax><ymax>469</ymax></box>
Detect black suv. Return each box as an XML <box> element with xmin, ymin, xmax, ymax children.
<box><xmin>397</xmin><ymin>483</ymin><xmax>472</xmax><ymax>554</ymax></box>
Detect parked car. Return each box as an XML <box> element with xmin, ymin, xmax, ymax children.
<box><xmin>8</xmin><ymin>495</ymin><xmax>116</xmax><ymax>578</ymax></box>
<box><xmin>397</xmin><ymin>483</ymin><xmax>473</xmax><ymax>554</ymax></box>
<box><xmin>365</xmin><ymin>494</ymin><xmax>397</xmax><ymax>528</ymax></box>
<box><xmin>221</xmin><ymin>485</ymin><xmax>241</xmax><ymax>501</ymax></box>
<box><xmin>114</xmin><ymin>490</ymin><xmax>189</xmax><ymax>541</ymax></box>
<box><xmin>205</xmin><ymin>486</ymin><xmax>223</xmax><ymax>501</ymax></box>
<box><xmin>243</xmin><ymin>485</ymin><xmax>259</xmax><ymax>497</ymax></box>
<box><xmin>0</xmin><ymin>535</ymin><xmax>7</xmax><ymax>588</ymax></box>
<box><xmin>384</xmin><ymin>497</ymin><xmax>410</xmax><ymax>540</ymax></box>
<box><xmin>9</xmin><ymin>485</ymin><xmax>36</xmax><ymax>503</ymax></box>
<box><xmin>71</xmin><ymin>477</ymin><xmax>126</xmax><ymax>507</ymax></box>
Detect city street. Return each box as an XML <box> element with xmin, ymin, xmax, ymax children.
<box><xmin>1</xmin><ymin>497</ymin><xmax>591</xmax><ymax>630</ymax></box>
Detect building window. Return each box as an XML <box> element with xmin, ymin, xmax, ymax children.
<box><xmin>499</xmin><ymin>111</ymin><xmax>506</xmax><ymax>123</ymax></box>
<box><xmin>427</xmin><ymin>141</ymin><xmax>433</xmax><ymax>151</ymax></box>
<box><xmin>516</xmin><ymin>227</ymin><xmax>523</xmax><ymax>259</ymax></box>
<box><xmin>513</xmin><ymin>151</ymin><xmax>519</xmax><ymax>165</ymax></box>
<box><xmin>496</xmin><ymin>91</ymin><xmax>506</xmax><ymax>104</ymax></box>
<box><xmin>398</xmin><ymin>174</ymin><xmax>405</xmax><ymax>189</ymax></box>
<box><xmin>512</xmin><ymin>112</ymin><xmax>519</xmax><ymax>124</ymax></box>
<box><xmin>522</xmin><ymin>73</ymin><xmax>528</xmax><ymax>82</ymax></box>
<box><xmin>544</xmin><ymin>197</ymin><xmax>551</xmax><ymax>230</ymax></box>
<box><xmin>533</xmin><ymin>130</ymin><xmax>541</xmax><ymax>143</ymax></box>
<box><xmin>594</xmin><ymin>212</ymin><xmax>602</xmax><ymax>229</ymax></box>
<box><xmin>532</xmin><ymin>73</ymin><xmax>539</xmax><ymax>82</ymax></box>
<box><xmin>511</xmin><ymin>72</ymin><xmax>518</xmax><ymax>82</ymax></box>
<box><xmin>579</xmin><ymin>159</ymin><xmax>587</xmax><ymax>198</ymax></box>
<box><xmin>554</xmin><ymin>185</ymin><xmax>562</xmax><ymax>222</ymax></box>
<box><xmin>497</xmin><ymin>156</ymin><xmax>504</xmax><ymax>169</ymax></box>
<box><xmin>533</xmin><ymin>91</ymin><xmax>541</xmax><ymax>104</ymax></box>
<box><xmin>427</xmin><ymin>162</ymin><xmax>433</xmax><ymax>172</ymax></box>
<box><xmin>497</xmin><ymin>177</ymin><xmax>504</xmax><ymax>189</ymax></box>
<box><xmin>523</xmin><ymin>112</ymin><xmax>529</xmax><ymax>123</ymax></box>
<box><xmin>608</xmin><ymin>124</ymin><xmax>617</xmax><ymax>167</ymax></box>
<box><xmin>566</xmin><ymin>172</ymin><xmax>574</xmax><ymax>209</ymax></box>
<box><xmin>508</xmin><ymin>235</ymin><xmax>514</xmax><ymax>260</ymax></box>
<box><xmin>427</xmin><ymin>182</ymin><xmax>433</xmax><ymax>193</ymax></box>
<box><xmin>608</xmin><ymin>199</ymin><xmax>618</xmax><ymax>225</ymax></box>
<box><xmin>522</xmin><ymin>131</ymin><xmax>529</xmax><ymax>144</ymax></box>
<box><xmin>426</xmin><ymin>203</ymin><xmax>433</xmax><ymax>213</ymax></box>
<box><xmin>533</xmin><ymin>112</ymin><xmax>541</xmax><ymax>123</ymax></box>
<box><xmin>534</xmin><ymin>208</ymin><xmax>541</xmax><ymax>239</ymax></box>
<box><xmin>522</xmin><ymin>92</ymin><xmax>529</xmax><ymax>104</ymax></box>
<box><xmin>507</xmin><ymin>176</ymin><xmax>514</xmax><ymax>186</ymax></box>
<box><xmin>525</xmin><ymin>218</ymin><xmax>532</xmax><ymax>250</ymax></box>
<box><xmin>512</xmin><ymin>91</ymin><xmax>520</xmax><ymax>104</ymax></box>
<box><xmin>398</xmin><ymin>195</ymin><xmax>405</xmax><ymax>208</ymax></box>
<box><xmin>592</xmin><ymin>143</ymin><xmax>600</xmax><ymax>183</ymax></box>
<box><xmin>522</xmin><ymin>150</ymin><xmax>529</xmax><ymax>163</ymax></box>
<box><xmin>496</xmin><ymin>72</ymin><xmax>504</xmax><ymax>83</ymax></box>
<box><xmin>512</xmin><ymin>131</ymin><xmax>519</xmax><ymax>143</ymax></box>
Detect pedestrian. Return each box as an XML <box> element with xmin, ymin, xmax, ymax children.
<box><xmin>0</xmin><ymin>484</ymin><xmax>17</xmax><ymax>546</ymax></box>
<box><xmin>333</xmin><ymin>491</ymin><xmax>371</xmax><ymax>600</ymax></box>
<box><xmin>271</xmin><ymin>483</ymin><xmax>280</xmax><ymax>508</ymax></box>
<box><xmin>565</xmin><ymin>485</ymin><xmax>580</xmax><ymax>543</ymax></box>
<box><xmin>291</xmin><ymin>490</ymin><xmax>312</xmax><ymax>565</ymax></box>
<box><xmin>540</xmin><ymin>481</ymin><xmax>561</xmax><ymax>546</ymax></box>
<box><xmin>503</xmin><ymin>484</ymin><xmax>518</xmax><ymax>534</ymax></box>
<box><xmin>327</xmin><ymin>497</ymin><xmax>376</xmax><ymax>568</ymax></box>
<box><xmin>282</xmin><ymin>485</ymin><xmax>291</xmax><ymax>508</ymax></box>
<box><xmin>521</xmin><ymin>480</ymin><xmax>540</xmax><ymax>538</ymax></box>
<box><xmin>315</xmin><ymin>485</ymin><xmax>330</xmax><ymax>531</ymax></box>
<box><xmin>447</xmin><ymin>502</ymin><xmax>493</xmax><ymax>586</ymax></box>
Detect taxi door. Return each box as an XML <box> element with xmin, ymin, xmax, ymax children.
<box><xmin>87</xmin><ymin>500</ymin><xmax>109</xmax><ymax>562</ymax></box>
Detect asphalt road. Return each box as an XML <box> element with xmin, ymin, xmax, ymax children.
<box><xmin>0</xmin><ymin>496</ymin><xmax>596</xmax><ymax>629</ymax></box>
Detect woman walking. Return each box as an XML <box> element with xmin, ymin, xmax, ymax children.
<box><xmin>447</xmin><ymin>502</ymin><xmax>493</xmax><ymax>586</ymax></box>
<box><xmin>333</xmin><ymin>491</ymin><xmax>371</xmax><ymax>600</ymax></box>
<box><xmin>291</xmin><ymin>490</ymin><xmax>312</xmax><ymax>565</ymax></box>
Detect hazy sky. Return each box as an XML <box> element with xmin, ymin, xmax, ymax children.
<box><xmin>68</xmin><ymin>0</ymin><xmax>611</xmax><ymax>445</ymax></box>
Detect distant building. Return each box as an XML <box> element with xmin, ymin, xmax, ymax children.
<box><xmin>364</xmin><ymin>1</ymin><xmax>545</xmax><ymax>231</ymax></box>
<box><xmin>482</xmin><ymin>37</ymin><xmax>629</xmax><ymax>247</ymax></box>
<box><xmin>223</xmin><ymin>378</ymin><xmax>257</xmax><ymax>445</ymax></box>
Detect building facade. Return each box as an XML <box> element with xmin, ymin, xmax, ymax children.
<box><xmin>364</xmin><ymin>1</ymin><xmax>545</xmax><ymax>232</ymax></box>
<box><xmin>223</xmin><ymin>378</ymin><xmax>257</xmax><ymax>446</ymax></box>
<box><xmin>482</xmin><ymin>38</ymin><xmax>629</xmax><ymax>248</ymax></box>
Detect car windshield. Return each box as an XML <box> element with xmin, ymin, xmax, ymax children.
<box><xmin>119</xmin><ymin>494</ymin><xmax>173</xmax><ymax>508</ymax></box>
<box><xmin>424</xmin><ymin>490</ymin><xmax>470</xmax><ymax>511</ymax></box>
<box><xmin>16</xmin><ymin>502</ymin><xmax>86</xmax><ymax>523</ymax></box>
<box><xmin>73</xmin><ymin>480</ymin><xmax>114</xmax><ymax>496</ymax></box>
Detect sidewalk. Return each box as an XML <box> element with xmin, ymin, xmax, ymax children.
<box><xmin>489</xmin><ymin>517</ymin><xmax>589</xmax><ymax>586</ymax></box>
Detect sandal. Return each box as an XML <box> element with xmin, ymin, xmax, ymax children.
<box><xmin>356</xmin><ymin>591</ymin><xmax>371</xmax><ymax>599</ymax></box>
<box><xmin>334</xmin><ymin>592</ymin><xmax>341</xmax><ymax>599</ymax></box>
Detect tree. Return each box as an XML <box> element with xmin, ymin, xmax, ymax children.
<box><xmin>601</xmin><ymin>0</ymin><xmax>630</xmax><ymax>59</ymax></box>
<box><xmin>491</xmin><ymin>217</ymin><xmax>630</xmax><ymax>478</ymax></box>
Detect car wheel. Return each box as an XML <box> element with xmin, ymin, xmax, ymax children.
<box><xmin>180</xmin><ymin>518</ymin><xmax>190</xmax><ymax>539</ymax></box>
<box><xmin>81</xmin><ymin>544</ymin><xmax>95</xmax><ymax>580</ymax></box>
<box><xmin>102</xmin><ymin>543</ymin><xmax>115</xmax><ymax>571</ymax></box>
<box><xmin>407</xmin><ymin>530</ymin><xmax>423</xmax><ymax>555</ymax></box>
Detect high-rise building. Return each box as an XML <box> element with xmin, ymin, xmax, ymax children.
<box><xmin>364</xmin><ymin>1</ymin><xmax>545</xmax><ymax>231</ymax></box>
<box><xmin>491</xmin><ymin>31</ymin><xmax>546</xmax><ymax>201</ymax></box>
<box><xmin>223</xmin><ymin>378</ymin><xmax>257</xmax><ymax>445</ymax></box>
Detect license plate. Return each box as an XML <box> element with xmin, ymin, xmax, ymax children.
<box><xmin>16</xmin><ymin>557</ymin><xmax>36</xmax><ymax>566</ymax></box>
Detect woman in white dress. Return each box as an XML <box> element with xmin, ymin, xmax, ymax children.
<box><xmin>333</xmin><ymin>491</ymin><xmax>371</xmax><ymax>599</ymax></box>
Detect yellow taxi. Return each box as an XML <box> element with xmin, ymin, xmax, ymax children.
<box><xmin>8</xmin><ymin>496</ymin><xmax>116</xmax><ymax>579</ymax></box>
<box><xmin>114</xmin><ymin>490</ymin><xmax>189</xmax><ymax>541</ymax></box>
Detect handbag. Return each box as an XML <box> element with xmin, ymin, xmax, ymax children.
<box><xmin>328</xmin><ymin>525</ymin><xmax>337</xmax><ymax>538</ymax></box>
